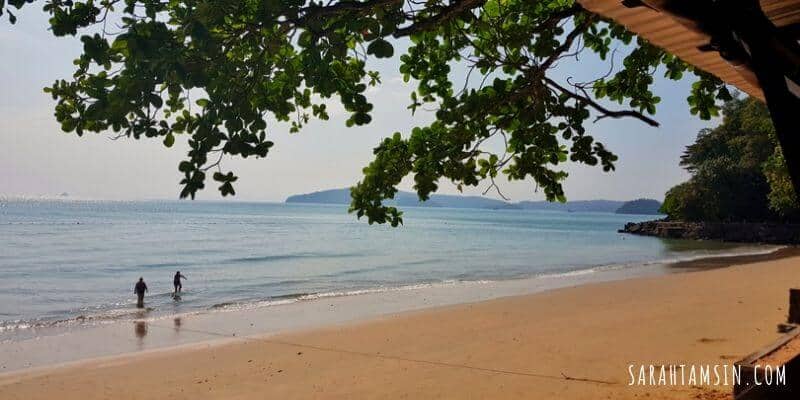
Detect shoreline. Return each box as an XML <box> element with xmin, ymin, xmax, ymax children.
<box><xmin>1</xmin><ymin>243</ymin><xmax>785</xmax><ymax>343</ymax></box>
<box><xmin>3</xmin><ymin>247</ymin><xmax>800</xmax><ymax>398</ymax></box>
<box><xmin>621</xmin><ymin>220</ymin><xmax>800</xmax><ymax>244</ymax></box>
<box><xmin>668</xmin><ymin>245</ymin><xmax>800</xmax><ymax>269</ymax></box>
<box><xmin>0</xmin><ymin>245</ymin><xmax>795</xmax><ymax>378</ymax></box>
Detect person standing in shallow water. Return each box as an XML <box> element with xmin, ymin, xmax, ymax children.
<box><xmin>134</xmin><ymin>277</ymin><xmax>148</xmax><ymax>308</ymax></box>
<box><xmin>173</xmin><ymin>271</ymin><xmax>187</xmax><ymax>296</ymax></box>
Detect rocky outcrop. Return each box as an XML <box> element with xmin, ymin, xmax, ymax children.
<box><xmin>620</xmin><ymin>220</ymin><xmax>800</xmax><ymax>244</ymax></box>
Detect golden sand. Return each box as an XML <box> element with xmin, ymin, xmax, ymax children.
<box><xmin>2</xmin><ymin>252</ymin><xmax>799</xmax><ymax>399</ymax></box>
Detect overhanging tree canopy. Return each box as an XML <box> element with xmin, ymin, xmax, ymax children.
<box><xmin>1</xmin><ymin>0</ymin><xmax>733</xmax><ymax>225</ymax></box>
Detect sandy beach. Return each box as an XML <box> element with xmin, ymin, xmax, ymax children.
<box><xmin>2</xmin><ymin>250</ymin><xmax>799</xmax><ymax>399</ymax></box>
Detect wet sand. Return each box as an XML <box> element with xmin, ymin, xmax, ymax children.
<box><xmin>0</xmin><ymin>256</ymin><xmax>684</xmax><ymax>372</ymax></box>
<box><xmin>668</xmin><ymin>246</ymin><xmax>800</xmax><ymax>270</ymax></box>
<box><xmin>2</xmin><ymin>249</ymin><xmax>799</xmax><ymax>399</ymax></box>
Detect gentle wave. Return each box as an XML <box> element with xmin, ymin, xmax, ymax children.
<box><xmin>0</xmin><ymin>245</ymin><xmax>784</xmax><ymax>338</ymax></box>
<box><xmin>0</xmin><ymin>307</ymin><xmax>150</xmax><ymax>334</ymax></box>
<box><xmin>224</xmin><ymin>252</ymin><xmax>362</xmax><ymax>264</ymax></box>
<box><xmin>0</xmin><ymin>280</ymin><xmax>493</xmax><ymax>335</ymax></box>
<box><xmin>207</xmin><ymin>280</ymin><xmax>494</xmax><ymax>312</ymax></box>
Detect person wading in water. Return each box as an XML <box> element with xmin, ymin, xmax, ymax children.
<box><xmin>173</xmin><ymin>271</ymin><xmax>187</xmax><ymax>296</ymax></box>
<box><xmin>134</xmin><ymin>277</ymin><xmax>148</xmax><ymax>308</ymax></box>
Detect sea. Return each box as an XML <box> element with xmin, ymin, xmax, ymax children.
<box><xmin>0</xmin><ymin>198</ymin><xmax>777</xmax><ymax>344</ymax></box>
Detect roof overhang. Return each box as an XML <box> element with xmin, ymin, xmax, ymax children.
<box><xmin>578</xmin><ymin>0</ymin><xmax>800</xmax><ymax>101</ymax></box>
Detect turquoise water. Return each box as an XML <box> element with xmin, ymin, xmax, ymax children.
<box><xmin>0</xmin><ymin>199</ymin><xmax>757</xmax><ymax>339</ymax></box>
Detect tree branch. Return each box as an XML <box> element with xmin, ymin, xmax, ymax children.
<box><xmin>544</xmin><ymin>77</ymin><xmax>660</xmax><ymax>127</ymax></box>
<box><xmin>284</xmin><ymin>0</ymin><xmax>403</xmax><ymax>31</ymax></box>
<box><xmin>393</xmin><ymin>0</ymin><xmax>485</xmax><ymax>37</ymax></box>
<box><xmin>540</xmin><ymin>15</ymin><xmax>594</xmax><ymax>70</ymax></box>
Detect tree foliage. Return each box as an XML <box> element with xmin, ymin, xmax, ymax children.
<box><xmin>660</xmin><ymin>97</ymin><xmax>799</xmax><ymax>222</ymax></box>
<box><xmin>763</xmin><ymin>144</ymin><xmax>800</xmax><ymax>219</ymax></box>
<box><xmin>2</xmin><ymin>0</ymin><xmax>733</xmax><ymax>225</ymax></box>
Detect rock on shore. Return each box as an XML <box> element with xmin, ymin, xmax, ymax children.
<box><xmin>620</xmin><ymin>220</ymin><xmax>800</xmax><ymax>244</ymax></box>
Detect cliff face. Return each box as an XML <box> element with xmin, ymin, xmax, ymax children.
<box><xmin>620</xmin><ymin>220</ymin><xmax>800</xmax><ymax>244</ymax></box>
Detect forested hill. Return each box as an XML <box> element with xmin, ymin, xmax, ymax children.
<box><xmin>517</xmin><ymin>200</ymin><xmax>623</xmax><ymax>213</ymax></box>
<box><xmin>615</xmin><ymin>199</ymin><xmax>663</xmax><ymax>215</ymax></box>
<box><xmin>286</xmin><ymin>189</ymin><xmax>511</xmax><ymax>209</ymax></box>
<box><xmin>286</xmin><ymin>189</ymin><xmax>633</xmax><ymax>212</ymax></box>
<box><xmin>659</xmin><ymin>97</ymin><xmax>799</xmax><ymax>222</ymax></box>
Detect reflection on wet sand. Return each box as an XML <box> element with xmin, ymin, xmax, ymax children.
<box><xmin>173</xmin><ymin>317</ymin><xmax>182</xmax><ymax>334</ymax></box>
<box><xmin>134</xmin><ymin>321</ymin><xmax>147</xmax><ymax>338</ymax></box>
<box><xmin>134</xmin><ymin>321</ymin><xmax>147</xmax><ymax>349</ymax></box>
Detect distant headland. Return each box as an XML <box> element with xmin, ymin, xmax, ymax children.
<box><xmin>614</xmin><ymin>199</ymin><xmax>662</xmax><ymax>215</ymax></box>
<box><xmin>285</xmin><ymin>188</ymin><xmax>663</xmax><ymax>215</ymax></box>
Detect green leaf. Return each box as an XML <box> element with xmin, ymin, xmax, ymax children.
<box><xmin>484</xmin><ymin>0</ymin><xmax>500</xmax><ymax>17</ymax></box>
<box><xmin>367</xmin><ymin>39</ymin><xmax>394</xmax><ymax>58</ymax></box>
<box><xmin>149</xmin><ymin>94</ymin><xmax>163</xmax><ymax>108</ymax></box>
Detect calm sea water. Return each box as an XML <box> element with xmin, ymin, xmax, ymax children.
<box><xmin>0</xmin><ymin>199</ymin><xmax>764</xmax><ymax>340</ymax></box>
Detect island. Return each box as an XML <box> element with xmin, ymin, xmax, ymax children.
<box><xmin>615</xmin><ymin>199</ymin><xmax>663</xmax><ymax>215</ymax></box>
<box><xmin>286</xmin><ymin>188</ymin><xmax>643</xmax><ymax>213</ymax></box>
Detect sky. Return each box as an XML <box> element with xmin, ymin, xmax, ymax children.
<box><xmin>0</xmin><ymin>7</ymin><xmax>719</xmax><ymax>203</ymax></box>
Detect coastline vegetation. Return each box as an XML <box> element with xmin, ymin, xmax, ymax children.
<box><xmin>660</xmin><ymin>96</ymin><xmax>799</xmax><ymax>222</ymax></box>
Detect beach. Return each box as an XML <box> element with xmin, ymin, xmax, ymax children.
<box><xmin>0</xmin><ymin>201</ymin><xmax>777</xmax><ymax>344</ymax></box>
<box><xmin>1</xmin><ymin>249</ymin><xmax>798</xmax><ymax>399</ymax></box>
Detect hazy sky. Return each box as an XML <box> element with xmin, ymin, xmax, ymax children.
<box><xmin>0</xmin><ymin>8</ymin><xmax>718</xmax><ymax>203</ymax></box>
